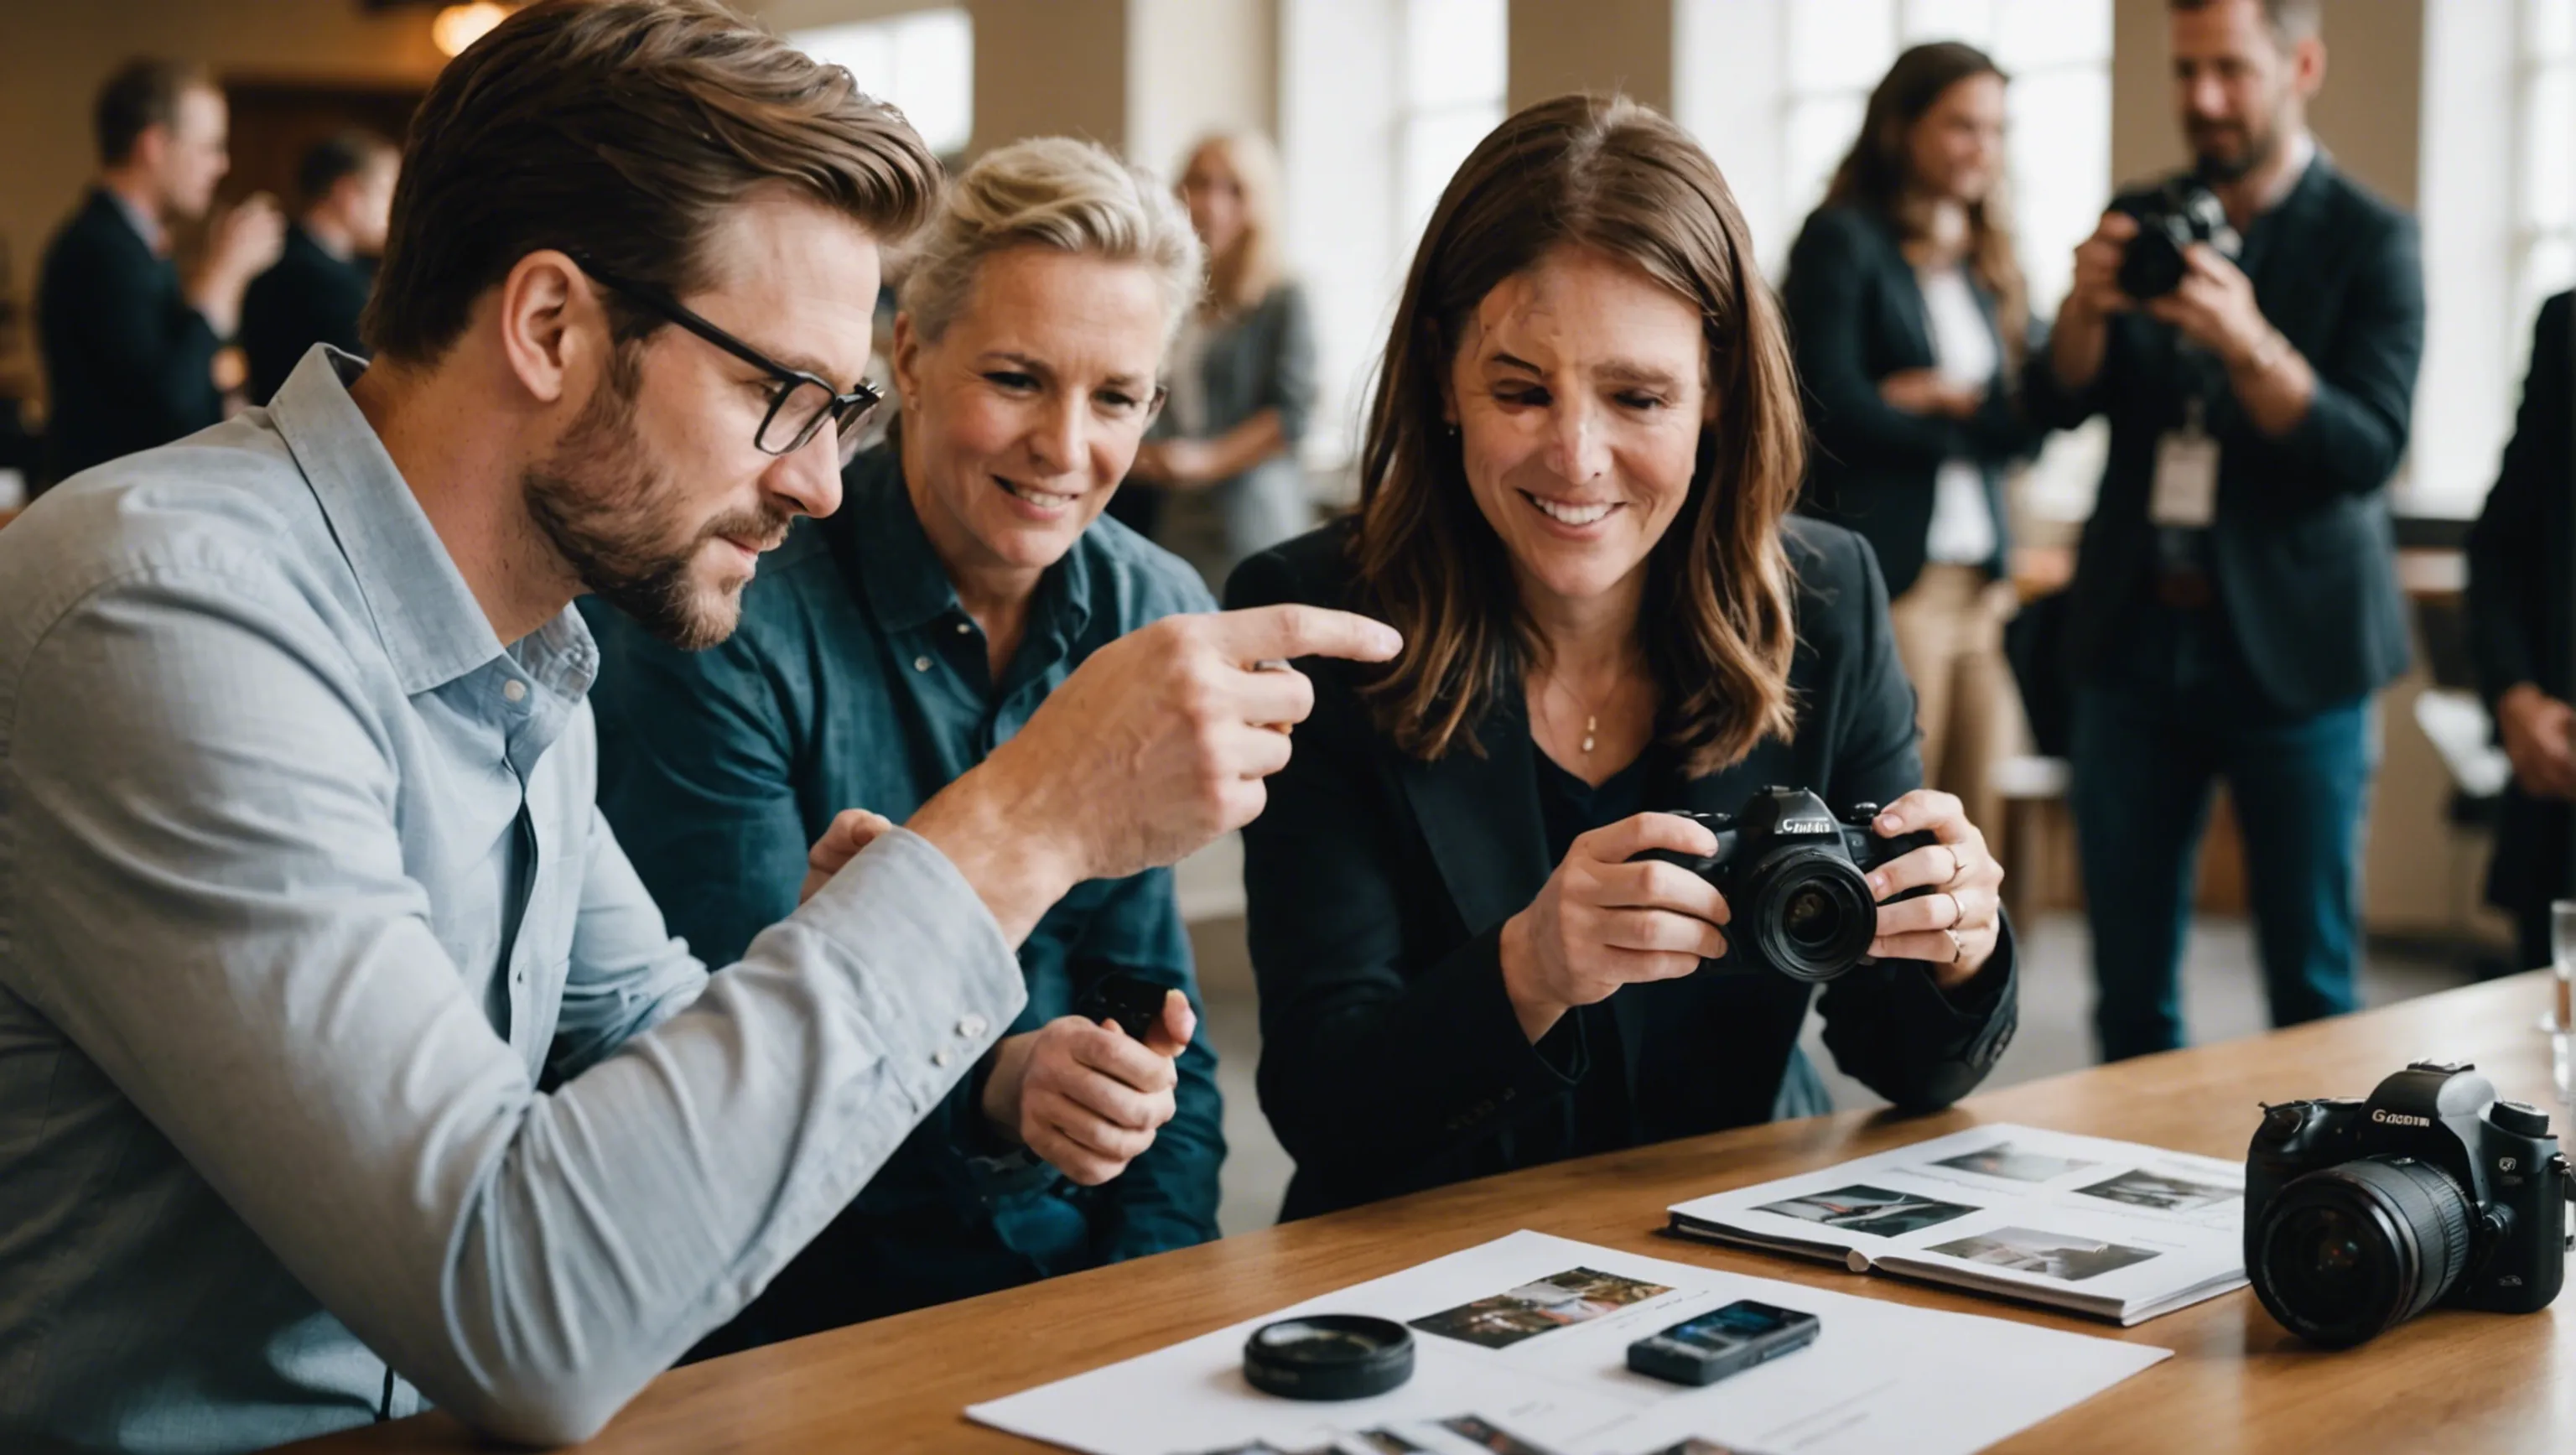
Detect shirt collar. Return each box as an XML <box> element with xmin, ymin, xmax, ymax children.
<box><xmin>839</xmin><ymin>439</ymin><xmax>1097</xmax><ymax>643</ymax></box>
<box><xmin>101</xmin><ymin>186</ymin><xmax>165</xmax><ymax>257</ymax></box>
<box><xmin>2254</xmin><ymin>131</ymin><xmax>2319</xmax><ymax>216</ymax></box>
<box><xmin>267</xmin><ymin>347</ymin><xmax>595</xmax><ymax>699</ymax></box>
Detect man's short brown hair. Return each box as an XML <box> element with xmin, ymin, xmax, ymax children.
<box><xmin>94</xmin><ymin>58</ymin><xmax>213</xmax><ymax>168</ymax></box>
<box><xmin>2168</xmin><ymin>0</ymin><xmax>2323</xmax><ymax>45</ymax></box>
<box><xmin>363</xmin><ymin>0</ymin><xmax>942</xmax><ymax>365</ymax></box>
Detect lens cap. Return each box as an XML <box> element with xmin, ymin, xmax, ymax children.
<box><xmin>1243</xmin><ymin>1314</ymin><xmax>1415</xmax><ymax>1400</ymax></box>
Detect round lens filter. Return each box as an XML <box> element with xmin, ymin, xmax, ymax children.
<box><xmin>1243</xmin><ymin>1314</ymin><xmax>1415</xmax><ymax>1400</ymax></box>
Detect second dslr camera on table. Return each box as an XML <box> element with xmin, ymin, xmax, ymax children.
<box><xmin>1633</xmin><ymin>787</ymin><xmax>1935</xmax><ymax>983</ymax></box>
<box><xmin>2246</xmin><ymin>1061</ymin><xmax>2576</xmax><ymax>1348</ymax></box>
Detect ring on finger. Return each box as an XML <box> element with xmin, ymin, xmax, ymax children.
<box><xmin>1944</xmin><ymin>925</ymin><xmax>1966</xmax><ymax>961</ymax></box>
<box><xmin>1944</xmin><ymin>845</ymin><xmax>1970</xmax><ymax>887</ymax></box>
<box><xmin>1943</xmin><ymin>890</ymin><xmax>1966</xmax><ymax>929</ymax></box>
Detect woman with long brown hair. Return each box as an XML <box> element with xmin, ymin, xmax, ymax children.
<box><xmin>1229</xmin><ymin>94</ymin><xmax>2018</xmax><ymax>1220</ymax></box>
<box><xmin>1786</xmin><ymin>41</ymin><xmax>2048</xmax><ymax>837</ymax></box>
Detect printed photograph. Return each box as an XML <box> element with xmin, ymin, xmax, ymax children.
<box><xmin>1927</xmin><ymin>1141</ymin><xmax>2100</xmax><ymax>1184</ymax></box>
<box><xmin>1927</xmin><ymin>1225</ymin><xmax>2163</xmax><ymax>1282</ymax></box>
<box><xmin>1343</xmin><ymin>1432</ymin><xmax>1430</xmax><ymax>1454</ymax></box>
<box><xmin>1408</xmin><ymin>1266</ymin><xmax>1674</xmax><ymax>1350</ymax></box>
<box><xmin>1435</xmin><ymin>1414</ymin><xmax>1563</xmax><ymax>1455</ymax></box>
<box><xmin>1645</xmin><ymin>1442</ymin><xmax>1772</xmax><ymax>1455</ymax></box>
<box><xmin>1752</xmin><ymin>1183</ymin><xmax>1982</xmax><ymax>1239</ymax></box>
<box><xmin>2075</xmin><ymin>1167</ymin><xmax>2241</xmax><ymax>1213</ymax></box>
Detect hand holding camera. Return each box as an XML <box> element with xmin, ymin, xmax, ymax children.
<box><xmin>982</xmin><ymin>990</ymin><xmax>1194</xmax><ymax>1187</ymax></box>
<box><xmin>1499</xmin><ymin>812</ymin><xmax>1734</xmax><ymax>1042</ymax></box>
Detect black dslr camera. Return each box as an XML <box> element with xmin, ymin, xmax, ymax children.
<box><xmin>2116</xmin><ymin>177</ymin><xmax>2241</xmax><ymax>300</ymax></box>
<box><xmin>1633</xmin><ymin>787</ymin><xmax>1935</xmax><ymax>984</ymax></box>
<box><xmin>2246</xmin><ymin>1062</ymin><xmax>2575</xmax><ymax>1348</ymax></box>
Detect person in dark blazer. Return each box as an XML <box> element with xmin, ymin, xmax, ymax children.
<box><xmin>35</xmin><ymin>58</ymin><xmax>281</xmax><ymax>491</ymax></box>
<box><xmin>1786</xmin><ymin>42</ymin><xmax>2048</xmax><ymax>836</ymax></box>
<box><xmin>584</xmin><ymin>138</ymin><xmax>1223</xmax><ymax>1354</ymax></box>
<box><xmin>2466</xmin><ymin>291</ymin><xmax>2576</xmax><ymax>975</ymax></box>
<box><xmin>241</xmin><ymin>130</ymin><xmax>397</xmax><ymax>405</ymax></box>
<box><xmin>2022</xmin><ymin>0</ymin><xmax>2422</xmax><ymax>1060</ymax></box>
<box><xmin>1231</xmin><ymin>95</ymin><xmax>2017</xmax><ymax>1223</ymax></box>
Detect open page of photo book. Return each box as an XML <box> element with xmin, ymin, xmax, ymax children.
<box><xmin>1664</xmin><ymin>1124</ymin><xmax>2248</xmax><ymax>1325</ymax></box>
<box><xmin>968</xmin><ymin>1229</ymin><xmax>2168</xmax><ymax>1455</ymax></box>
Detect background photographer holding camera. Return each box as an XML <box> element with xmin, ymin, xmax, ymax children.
<box><xmin>2026</xmin><ymin>0</ymin><xmax>2423</xmax><ymax>1063</ymax></box>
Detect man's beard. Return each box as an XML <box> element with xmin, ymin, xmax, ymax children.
<box><xmin>522</xmin><ymin>352</ymin><xmax>792</xmax><ymax>651</ymax></box>
<box><xmin>2189</xmin><ymin>109</ymin><xmax>2282</xmax><ymax>184</ymax></box>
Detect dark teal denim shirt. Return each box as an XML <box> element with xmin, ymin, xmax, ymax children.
<box><xmin>583</xmin><ymin>444</ymin><xmax>1222</xmax><ymax>1344</ymax></box>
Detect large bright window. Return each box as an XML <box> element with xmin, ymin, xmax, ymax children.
<box><xmin>1399</xmin><ymin>0</ymin><xmax>1509</xmax><ymax>234</ymax></box>
<box><xmin>2516</xmin><ymin>0</ymin><xmax>2576</xmax><ymax>325</ymax></box>
<box><xmin>788</xmin><ymin>9</ymin><xmax>974</xmax><ymax>158</ymax></box>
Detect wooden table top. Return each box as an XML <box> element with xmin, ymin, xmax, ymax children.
<box><xmin>286</xmin><ymin>973</ymin><xmax>2571</xmax><ymax>1455</ymax></box>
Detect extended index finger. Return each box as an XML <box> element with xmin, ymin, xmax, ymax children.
<box><xmin>1206</xmin><ymin>604</ymin><xmax>1402</xmax><ymax>667</ymax></box>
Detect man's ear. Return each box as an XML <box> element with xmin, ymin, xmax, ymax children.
<box><xmin>128</xmin><ymin>124</ymin><xmax>170</xmax><ymax>184</ymax></box>
<box><xmin>2292</xmin><ymin>34</ymin><xmax>2327</xmax><ymax>102</ymax></box>
<box><xmin>496</xmin><ymin>250</ymin><xmax>592</xmax><ymax>407</ymax></box>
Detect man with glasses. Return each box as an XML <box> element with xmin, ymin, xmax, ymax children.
<box><xmin>0</xmin><ymin>4</ymin><xmax>1396</xmax><ymax>1452</ymax></box>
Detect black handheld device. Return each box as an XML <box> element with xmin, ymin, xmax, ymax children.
<box><xmin>1625</xmin><ymin>1299</ymin><xmax>1820</xmax><ymax>1387</ymax></box>
<box><xmin>1076</xmin><ymin>971</ymin><xmax>1172</xmax><ymax>1041</ymax></box>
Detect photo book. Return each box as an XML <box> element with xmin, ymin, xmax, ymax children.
<box><xmin>1664</xmin><ymin>1124</ymin><xmax>2247</xmax><ymax>1325</ymax></box>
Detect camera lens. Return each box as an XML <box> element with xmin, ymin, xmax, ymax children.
<box><xmin>1744</xmin><ymin>851</ymin><xmax>1877</xmax><ymax>983</ymax></box>
<box><xmin>1783</xmin><ymin>884</ymin><xmax>1837</xmax><ymax>949</ymax></box>
<box><xmin>2252</xmin><ymin>1156</ymin><xmax>2475</xmax><ymax>1347</ymax></box>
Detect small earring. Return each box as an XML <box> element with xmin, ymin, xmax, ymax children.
<box><xmin>1443</xmin><ymin>421</ymin><xmax>1460</xmax><ymax>439</ymax></box>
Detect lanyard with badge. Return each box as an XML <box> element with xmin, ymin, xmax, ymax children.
<box><xmin>2151</xmin><ymin>394</ymin><xmax>2220</xmax><ymax>530</ymax></box>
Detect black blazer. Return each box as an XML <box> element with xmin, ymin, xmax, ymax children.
<box><xmin>2466</xmin><ymin>292</ymin><xmax>2576</xmax><ymax>917</ymax></box>
<box><xmin>1227</xmin><ymin>518</ymin><xmax>2019</xmax><ymax>1221</ymax></box>
<box><xmin>241</xmin><ymin>226</ymin><xmax>373</xmax><ymax>407</ymax></box>
<box><xmin>1783</xmin><ymin>204</ymin><xmax>2044</xmax><ymax>597</ymax></box>
<box><xmin>2023</xmin><ymin>158</ymin><xmax>2423</xmax><ymax>715</ymax></box>
<box><xmin>34</xmin><ymin>189</ymin><xmax>223</xmax><ymax>491</ymax></box>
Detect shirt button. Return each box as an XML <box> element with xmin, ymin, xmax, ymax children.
<box><xmin>933</xmin><ymin>1047</ymin><xmax>955</xmax><ymax>1068</ymax></box>
<box><xmin>501</xmin><ymin>679</ymin><xmax>527</xmax><ymax>704</ymax></box>
<box><xmin>913</xmin><ymin>655</ymin><xmax>932</xmax><ymax>673</ymax></box>
<box><xmin>955</xmin><ymin>621</ymin><xmax>973</xmax><ymax>636</ymax></box>
<box><xmin>959</xmin><ymin>1014</ymin><xmax>988</xmax><ymax>1038</ymax></box>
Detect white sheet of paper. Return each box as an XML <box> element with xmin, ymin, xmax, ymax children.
<box><xmin>2149</xmin><ymin>429</ymin><xmax>2220</xmax><ymax>527</ymax></box>
<box><xmin>966</xmin><ymin>1229</ymin><xmax>2168</xmax><ymax>1455</ymax></box>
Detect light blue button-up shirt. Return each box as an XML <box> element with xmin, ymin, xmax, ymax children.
<box><xmin>0</xmin><ymin>348</ymin><xmax>1026</xmax><ymax>1453</ymax></box>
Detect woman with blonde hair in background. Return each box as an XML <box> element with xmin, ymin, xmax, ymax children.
<box><xmin>1117</xmin><ymin>129</ymin><xmax>1319</xmax><ymax>590</ymax></box>
<box><xmin>1784</xmin><ymin>42</ymin><xmax>2048</xmax><ymax>836</ymax></box>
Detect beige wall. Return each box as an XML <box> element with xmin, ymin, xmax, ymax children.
<box><xmin>966</xmin><ymin>0</ymin><xmax>1129</xmax><ymax>154</ymax></box>
<box><xmin>1505</xmin><ymin>0</ymin><xmax>1672</xmax><ymax>114</ymax></box>
<box><xmin>0</xmin><ymin>0</ymin><xmax>444</xmax><ymax>318</ymax></box>
<box><xmin>2109</xmin><ymin>0</ymin><xmax>2423</xmax><ymax>207</ymax></box>
<box><xmin>1128</xmin><ymin>0</ymin><xmax>1276</xmax><ymax>181</ymax></box>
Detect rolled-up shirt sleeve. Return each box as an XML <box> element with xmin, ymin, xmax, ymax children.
<box><xmin>7</xmin><ymin>564</ymin><xmax>1026</xmax><ymax>1445</ymax></box>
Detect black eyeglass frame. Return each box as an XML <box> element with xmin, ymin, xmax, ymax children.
<box><xmin>572</xmin><ymin>256</ymin><xmax>881</xmax><ymax>463</ymax></box>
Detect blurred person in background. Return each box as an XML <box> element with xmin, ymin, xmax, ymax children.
<box><xmin>36</xmin><ymin>57</ymin><xmax>283</xmax><ymax>491</ymax></box>
<box><xmin>1785</xmin><ymin>41</ymin><xmax>2047</xmax><ymax>837</ymax></box>
<box><xmin>1118</xmin><ymin>130</ymin><xmax>1317</xmax><ymax>590</ymax></box>
<box><xmin>242</xmin><ymin>128</ymin><xmax>400</xmax><ymax>405</ymax></box>
<box><xmin>584</xmin><ymin>136</ymin><xmax>1223</xmax><ymax>1358</ymax></box>
<box><xmin>2465</xmin><ymin>291</ymin><xmax>2574</xmax><ymax>976</ymax></box>
<box><xmin>2024</xmin><ymin>0</ymin><xmax>2422</xmax><ymax>1060</ymax></box>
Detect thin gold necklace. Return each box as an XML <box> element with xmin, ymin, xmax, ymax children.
<box><xmin>1539</xmin><ymin>666</ymin><xmax>1621</xmax><ymax>756</ymax></box>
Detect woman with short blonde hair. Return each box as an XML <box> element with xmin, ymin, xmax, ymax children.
<box><xmin>588</xmin><ymin>136</ymin><xmax>1223</xmax><ymax>1352</ymax></box>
